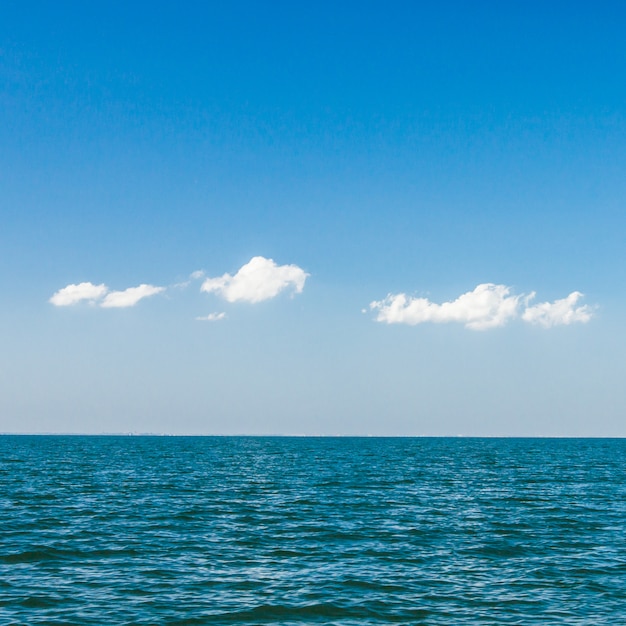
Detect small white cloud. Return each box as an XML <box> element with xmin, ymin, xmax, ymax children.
<box><xmin>49</xmin><ymin>282</ymin><xmax>108</xmax><ymax>306</ymax></box>
<box><xmin>195</xmin><ymin>312</ymin><xmax>226</xmax><ymax>322</ymax></box>
<box><xmin>370</xmin><ymin>283</ymin><xmax>521</xmax><ymax>330</ymax></box>
<box><xmin>201</xmin><ymin>256</ymin><xmax>308</xmax><ymax>303</ymax></box>
<box><xmin>100</xmin><ymin>284</ymin><xmax>165</xmax><ymax>308</ymax></box>
<box><xmin>172</xmin><ymin>270</ymin><xmax>206</xmax><ymax>289</ymax></box>
<box><xmin>522</xmin><ymin>291</ymin><xmax>592</xmax><ymax>327</ymax></box>
<box><xmin>371</xmin><ymin>284</ymin><xmax>595</xmax><ymax>330</ymax></box>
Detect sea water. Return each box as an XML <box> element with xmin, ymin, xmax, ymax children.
<box><xmin>1</xmin><ymin>436</ymin><xmax>625</xmax><ymax>624</ymax></box>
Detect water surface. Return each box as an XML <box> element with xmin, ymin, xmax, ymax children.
<box><xmin>2</xmin><ymin>436</ymin><xmax>625</xmax><ymax>624</ymax></box>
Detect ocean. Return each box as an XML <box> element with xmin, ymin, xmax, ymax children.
<box><xmin>1</xmin><ymin>436</ymin><xmax>625</xmax><ymax>624</ymax></box>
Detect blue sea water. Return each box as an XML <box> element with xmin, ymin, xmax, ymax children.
<box><xmin>1</xmin><ymin>436</ymin><xmax>626</xmax><ymax>625</ymax></box>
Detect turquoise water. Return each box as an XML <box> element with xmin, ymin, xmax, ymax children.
<box><xmin>1</xmin><ymin>436</ymin><xmax>626</xmax><ymax>624</ymax></box>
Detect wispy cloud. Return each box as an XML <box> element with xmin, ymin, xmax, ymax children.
<box><xmin>370</xmin><ymin>284</ymin><xmax>593</xmax><ymax>330</ymax></box>
<box><xmin>49</xmin><ymin>282</ymin><xmax>108</xmax><ymax>306</ymax></box>
<box><xmin>201</xmin><ymin>256</ymin><xmax>308</xmax><ymax>303</ymax></box>
<box><xmin>172</xmin><ymin>270</ymin><xmax>206</xmax><ymax>289</ymax></box>
<box><xmin>101</xmin><ymin>285</ymin><xmax>165</xmax><ymax>308</ymax></box>
<box><xmin>195</xmin><ymin>312</ymin><xmax>226</xmax><ymax>322</ymax></box>
<box><xmin>522</xmin><ymin>291</ymin><xmax>593</xmax><ymax>327</ymax></box>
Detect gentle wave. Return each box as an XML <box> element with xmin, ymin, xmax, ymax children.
<box><xmin>2</xmin><ymin>436</ymin><xmax>626</xmax><ymax>624</ymax></box>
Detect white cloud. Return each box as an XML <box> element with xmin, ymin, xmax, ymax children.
<box><xmin>172</xmin><ymin>270</ymin><xmax>206</xmax><ymax>289</ymax></box>
<box><xmin>100</xmin><ymin>284</ymin><xmax>165</xmax><ymax>308</ymax></box>
<box><xmin>201</xmin><ymin>256</ymin><xmax>308</xmax><ymax>303</ymax></box>
<box><xmin>49</xmin><ymin>282</ymin><xmax>108</xmax><ymax>306</ymax></box>
<box><xmin>371</xmin><ymin>283</ymin><xmax>521</xmax><ymax>330</ymax></box>
<box><xmin>522</xmin><ymin>291</ymin><xmax>593</xmax><ymax>328</ymax></box>
<box><xmin>195</xmin><ymin>312</ymin><xmax>226</xmax><ymax>322</ymax></box>
<box><xmin>370</xmin><ymin>284</ymin><xmax>594</xmax><ymax>330</ymax></box>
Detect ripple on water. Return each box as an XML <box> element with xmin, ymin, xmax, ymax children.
<box><xmin>2</xmin><ymin>436</ymin><xmax>626</xmax><ymax>624</ymax></box>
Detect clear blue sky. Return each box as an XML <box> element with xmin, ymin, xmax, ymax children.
<box><xmin>2</xmin><ymin>1</ymin><xmax>625</xmax><ymax>435</ymax></box>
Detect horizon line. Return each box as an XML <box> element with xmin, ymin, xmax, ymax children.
<box><xmin>1</xmin><ymin>433</ymin><xmax>624</xmax><ymax>439</ymax></box>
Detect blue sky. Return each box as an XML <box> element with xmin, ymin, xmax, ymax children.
<box><xmin>2</xmin><ymin>1</ymin><xmax>625</xmax><ymax>435</ymax></box>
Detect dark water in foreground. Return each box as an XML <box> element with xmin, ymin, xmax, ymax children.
<box><xmin>1</xmin><ymin>436</ymin><xmax>626</xmax><ymax>625</ymax></box>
